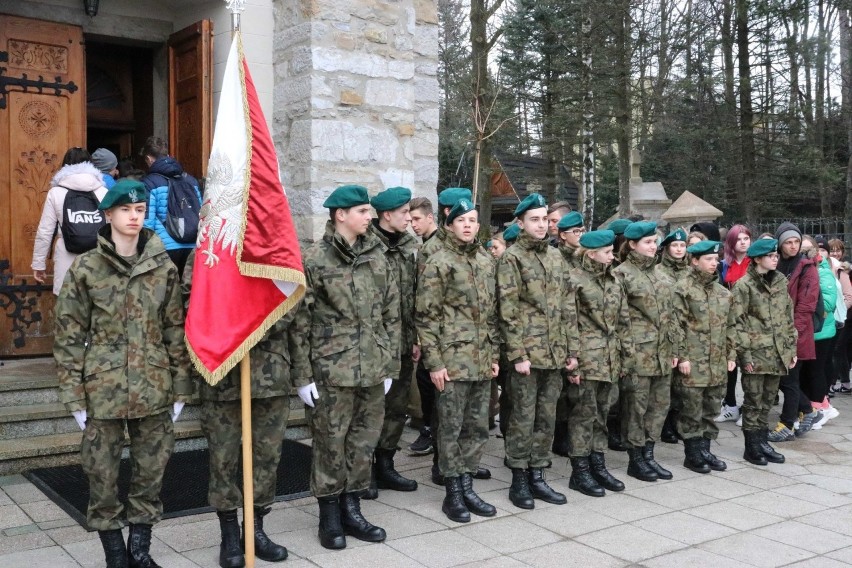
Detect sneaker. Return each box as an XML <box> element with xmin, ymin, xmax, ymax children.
<box><xmin>797</xmin><ymin>410</ymin><xmax>822</xmax><ymax>435</ymax></box>
<box><xmin>736</xmin><ymin>415</ymin><xmax>743</xmax><ymax>427</ymax></box>
<box><xmin>408</xmin><ymin>428</ymin><xmax>434</xmax><ymax>455</ymax></box>
<box><xmin>825</xmin><ymin>405</ymin><xmax>840</xmax><ymax>421</ymax></box>
<box><xmin>768</xmin><ymin>422</ymin><xmax>795</xmax><ymax>442</ymax></box>
<box><xmin>812</xmin><ymin>409</ymin><xmax>831</xmax><ymax>430</ymax></box>
<box><xmin>839</xmin><ymin>384</ymin><xmax>852</xmax><ymax>394</ymax></box>
<box><xmin>714</xmin><ymin>404</ymin><xmax>740</xmax><ymax>423</ymax></box>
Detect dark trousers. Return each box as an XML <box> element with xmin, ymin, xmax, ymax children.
<box><xmin>802</xmin><ymin>336</ymin><xmax>837</xmax><ymax>405</ymax></box>
<box><xmin>723</xmin><ymin>366</ymin><xmax>738</xmax><ymax>408</ymax></box>
<box><xmin>779</xmin><ymin>360</ymin><xmax>813</xmax><ymax>429</ymax></box>
<box><xmin>833</xmin><ymin>323</ymin><xmax>852</xmax><ymax>385</ymax></box>
<box><xmin>416</xmin><ymin>362</ymin><xmax>436</xmax><ymax>429</ymax></box>
<box><xmin>166</xmin><ymin>248</ymin><xmax>193</xmax><ymax>278</ymax></box>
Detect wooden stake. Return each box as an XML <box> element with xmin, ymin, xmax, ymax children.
<box><xmin>240</xmin><ymin>354</ymin><xmax>255</xmax><ymax>567</ymax></box>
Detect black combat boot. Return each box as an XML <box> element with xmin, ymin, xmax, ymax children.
<box><xmin>743</xmin><ymin>430</ymin><xmax>768</xmax><ymax>466</ymax></box>
<box><xmin>627</xmin><ymin>446</ymin><xmax>659</xmax><ymax>482</ymax></box>
<box><xmin>243</xmin><ymin>506</ymin><xmax>287</xmax><ymax>562</ymax></box>
<box><xmin>589</xmin><ymin>451</ymin><xmax>625</xmax><ymax>491</ymax></box>
<box><xmin>339</xmin><ymin>492</ymin><xmax>386</xmax><ymax>542</ymax></box>
<box><xmin>361</xmin><ymin>463</ymin><xmax>379</xmax><ymax>499</ymax></box>
<box><xmin>527</xmin><ymin>467</ymin><xmax>567</xmax><ymax>504</ymax></box>
<box><xmin>568</xmin><ymin>456</ymin><xmax>605</xmax><ymax>497</ymax></box>
<box><xmin>660</xmin><ymin>411</ymin><xmax>679</xmax><ymax>444</ymax></box>
<box><xmin>552</xmin><ymin>420</ymin><xmax>572</xmax><ymax>457</ymax></box>
<box><xmin>317</xmin><ymin>496</ymin><xmax>346</xmax><ymax>550</ymax></box>
<box><xmin>508</xmin><ymin>468</ymin><xmax>535</xmax><ymax>509</ymax></box>
<box><xmin>682</xmin><ymin>438</ymin><xmax>710</xmax><ymax>473</ymax></box>
<box><xmin>127</xmin><ymin>524</ymin><xmax>161</xmax><ymax>568</ymax></box>
<box><xmin>643</xmin><ymin>441</ymin><xmax>673</xmax><ymax>480</ymax></box>
<box><xmin>460</xmin><ymin>473</ymin><xmax>496</xmax><ymax>516</ymax></box>
<box><xmin>759</xmin><ymin>429</ymin><xmax>785</xmax><ymax>464</ymax></box>
<box><xmin>700</xmin><ymin>437</ymin><xmax>727</xmax><ymax>471</ymax></box>
<box><xmin>216</xmin><ymin>510</ymin><xmax>245</xmax><ymax>568</ymax></box>
<box><xmin>375</xmin><ymin>448</ymin><xmax>418</xmax><ymax>492</ymax></box>
<box><xmin>431</xmin><ymin>462</ymin><xmax>445</xmax><ymax>486</ymax></box>
<box><xmin>441</xmin><ymin>476</ymin><xmax>471</xmax><ymax>523</ymax></box>
<box><xmin>98</xmin><ymin>529</ymin><xmax>128</xmax><ymax>568</ymax></box>
<box><xmin>472</xmin><ymin>466</ymin><xmax>491</xmax><ymax>480</ymax></box>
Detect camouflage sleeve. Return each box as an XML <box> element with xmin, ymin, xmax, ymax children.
<box><xmin>382</xmin><ymin>258</ymin><xmax>402</xmax><ymax>378</ymax></box>
<box><xmin>729</xmin><ymin>282</ymin><xmax>750</xmax><ymax>365</ymax></box>
<box><xmin>181</xmin><ymin>249</ymin><xmax>196</xmax><ymax>308</ymax></box>
<box><xmin>497</xmin><ymin>255</ymin><xmax>527</xmax><ymax>363</ymax></box>
<box><xmin>53</xmin><ymin>263</ymin><xmax>91</xmax><ymax>413</ymax></box>
<box><xmin>290</xmin><ymin>266</ymin><xmax>315</xmax><ymax>387</ymax></box>
<box><xmin>415</xmin><ymin>258</ymin><xmax>446</xmax><ymax>372</ymax></box>
<box><xmin>162</xmin><ymin>267</ymin><xmax>193</xmax><ymax>401</ymax></box>
<box><xmin>670</xmin><ymin>282</ymin><xmax>688</xmax><ymax>361</ymax></box>
<box><xmin>785</xmin><ymin>289</ymin><xmax>798</xmax><ymax>359</ymax></box>
<box><xmin>563</xmin><ymin>277</ymin><xmax>579</xmax><ymax>359</ymax></box>
<box><xmin>617</xmin><ymin>281</ymin><xmax>636</xmax><ymax>375</ymax></box>
<box><xmin>487</xmin><ymin>264</ymin><xmax>501</xmax><ymax>363</ymax></box>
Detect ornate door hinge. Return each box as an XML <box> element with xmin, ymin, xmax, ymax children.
<box><xmin>0</xmin><ymin>51</ymin><xmax>79</xmax><ymax>110</ymax></box>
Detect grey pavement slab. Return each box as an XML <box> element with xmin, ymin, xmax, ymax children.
<box><xmin>699</xmin><ymin>532</ymin><xmax>815</xmax><ymax>567</ymax></box>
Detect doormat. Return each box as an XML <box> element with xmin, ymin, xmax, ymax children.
<box><xmin>24</xmin><ymin>439</ymin><xmax>312</xmax><ymax>530</ymax></box>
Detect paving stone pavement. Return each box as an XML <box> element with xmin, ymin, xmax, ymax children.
<box><xmin>3</xmin><ymin>393</ymin><xmax>852</xmax><ymax>567</ymax></box>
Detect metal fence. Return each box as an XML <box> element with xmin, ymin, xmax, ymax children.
<box><xmin>754</xmin><ymin>218</ymin><xmax>848</xmax><ymax>245</ymax></box>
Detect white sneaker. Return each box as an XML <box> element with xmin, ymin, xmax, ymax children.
<box><xmin>736</xmin><ymin>415</ymin><xmax>743</xmax><ymax>427</ymax></box>
<box><xmin>714</xmin><ymin>404</ymin><xmax>740</xmax><ymax>423</ymax></box>
<box><xmin>813</xmin><ymin>410</ymin><xmax>831</xmax><ymax>430</ymax></box>
<box><xmin>825</xmin><ymin>406</ymin><xmax>840</xmax><ymax>421</ymax></box>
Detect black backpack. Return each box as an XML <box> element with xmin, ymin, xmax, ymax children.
<box><xmin>60</xmin><ymin>188</ymin><xmax>106</xmax><ymax>254</ymax></box>
<box><xmin>163</xmin><ymin>175</ymin><xmax>201</xmax><ymax>244</ymax></box>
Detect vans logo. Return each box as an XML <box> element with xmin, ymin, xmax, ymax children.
<box><xmin>66</xmin><ymin>209</ymin><xmax>103</xmax><ymax>223</ymax></box>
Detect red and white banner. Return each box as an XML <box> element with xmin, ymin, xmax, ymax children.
<box><xmin>186</xmin><ymin>32</ymin><xmax>305</xmax><ymax>384</ymax></box>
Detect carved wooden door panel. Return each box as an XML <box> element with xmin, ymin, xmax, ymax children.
<box><xmin>0</xmin><ymin>15</ymin><xmax>85</xmax><ymax>356</ymax></box>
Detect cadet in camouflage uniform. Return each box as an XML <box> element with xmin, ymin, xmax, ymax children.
<box><xmin>729</xmin><ymin>238</ymin><xmax>797</xmax><ymax>466</ymax></box>
<box><xmin>54</xmin><ymin>180</ymin><xmax>192</xmax><ymax>568</ymax></box>
<box><xmin>498</xmin><ymin>193</ymin><xmax>576</xmax><ymax>510</ymax></box>
<box><xmin>416</xmin><ymin>199</ymin><xmax>499</xmax><ymax>523</ymax></box>
<box><xmin>291</xmin><ymin>185</ymin><xmax>401</xmax><ymax>550</ymax></box>
<box><xmin>182</xmin><ymin>250</ymin><xmax>292</xmax><ymax>568</ymax></box>
<box><xmin>565</xmin><ymin>230</ymin><xmax>633</xmax><ymax>497</ymax></box>
<box><xmin>671</xmin><ymin>240</ymin><xmax>735</xmax><ymax>474</ymax></box>
<box><xmin>367</xmin><ymin>187</ymin><xmax>419</xmax><ymax>495</ymax></box>
<box><xmin>613</xmin><ymin>222</ymin><xmax>676</xmax><ymax>483</ymax></box>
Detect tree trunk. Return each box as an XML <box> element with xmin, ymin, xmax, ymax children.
<box><xmin>581</xmin><ymin>4</ymin><xmax>595</xmax><ymax>227</ymax></box>
<box><xmin>722</xmin><ymin>0</ymin><xmax>743</xmax><ymax>210</ymax></box>
<box><xmin>615</xmin><ymin>0</ymin><xmax>632</xmax><ymax>216</ymax></box>
<box><xmin>841</xmin><ymin>8</ymin><xmax>852</xmax><ymax>246</ymax></box>
<box><xmin>736</xmin><ymin>0</ymin><xmax>756</xmax><ymax>222</ymax></box>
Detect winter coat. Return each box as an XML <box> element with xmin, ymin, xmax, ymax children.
<box><xmin>141</xmin><ymin>156</ymin><xmax>202</xmax><ymax>251</ymax></box>
<box><xmin>54</xmin><ymin>227</ymin><xmax>192</xmax><ymax>419</ymax></box>
<box><xmin>782</xmin><ymin>255</ymin><xmax>820</xmax><ymax>360</ymax></box>
<box><xmin>32</xmin><ymin>162</ymin><xmax>108</xmax><ymax>295</ymax></box>
<box><xmin>655</xmin><ymin>250</ymin><xmax>689</xmax><ymax>284</ymax></box>
<box><xmin>558</xmin><ymin>243</ymin><xmax>580</xmax><ymax>269</ymax></box>
<box><xmin>814</xmin><ymin>255</ymin><xmax>838</xmax><ymax>341</ymax></box>
<box><xmin>370</xmin><ymin>222</ymin><xmax>419</xmax><ymax>354</ymax></box>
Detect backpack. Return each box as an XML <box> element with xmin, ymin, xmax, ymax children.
<box><xmin>163</xmin><ymin>175</ymin><xmax>201</xmax><ymax>244</ymax></box>
<box><xmin>60</xmin><ymin>188</ymin><xmax>106</xmax><ymax>254</ymax></box>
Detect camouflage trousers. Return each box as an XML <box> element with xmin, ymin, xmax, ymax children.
<box><xmin>200</xmin><ymin>396</ymin><xmax>289</xmax><ymax>511</ymax></box>
<box><xmin>504</xmin><ymin>368</ymin><xmax>562</xmax><ymax>469</ymax></box>
<box><xmin>566</xmin><ymin>380</ymin><xmax>613</xmax><ymax>457</ymax></box>
<box><xmin>741</xmin><ymin>374</ymin><xmax>781</xmax><ymax>431</ymax></box>
<box><xmin>620</xmin><ymin>374</ymin><xmax>671</xmax><ymax>447</ymax></box>
<box><xmin>436</xmin><ymin>380</ymin><xmax>490</xmax><ymax>477</ymax></box>
<box><xmin>309</xmin><ymin>383</ymin><xmax>385</xmax><ymax>498</ymax></box>
<box><xmin>81</xmin><ymin>412</ymin><xmax>174</xmax><ymax>531</ymax></box>
<box><xmin>674</xmin><ymin>383</ymin><xmax>725</xmax><ymax>440</ymax></box>
<box><xmin>377</xmin><ymin>357</ymin><xmax>415</xmax><ymax>451</ymax></box>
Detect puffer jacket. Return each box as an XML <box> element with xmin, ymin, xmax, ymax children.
<box><xmin>814</xmin><ymin>255</ymin><xmax>838</xmax><ymax>341</ymax></box>
<box><xmin>141</xmin><ymin>156</ymin><xmax>202</xmax><ymax>251</ymax></box>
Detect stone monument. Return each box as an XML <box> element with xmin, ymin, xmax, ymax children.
<box><xmin>628</xmin><ymin>149</ymin><xmax>671</xmax><ymax>220</ymax></box>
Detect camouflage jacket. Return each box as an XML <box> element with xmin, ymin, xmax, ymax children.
<box><xmin>418</xmin><ymin>226</ymin><xmax>448</xmax><ymax>276</ymax></box>
<box><xmin>730</xmin><ymin>265</ymin><xmax>797</xmax><ymax>375</ymax></box>
<box><xmin>291</xmin><ymin>221</ymin><xmax>401</xmax><ymax>388</ymax></box>
<box><xmin>370</xmin><ymin>222</ymin><xmax>418</xmax><ymax>353</ymax></box>
<box><xmin>613</xmin><ymin>251</ymin><xmax>676</xmax><ymax>377</ymax></box>
<box><xmin>182</xmin><ymin>249</ymin><xmax>299</xmax><ymax>401</ymax></box>
<box><xmin>415</xmin><ymin>234</ymin><xmax>498</xmax><ymax>381</ymax></box>
<box><xmin>655</xmin><ymin>251</ymin><xmax>689</xmax><ymax>283</ymax></box>
<box><xmin>671</xmin><ymin>268</ymin><xmax>735</xmax><ymax>387</ymax></box>
<box><xmin>54</xmin><ymin>227</ymin><xmax>192</xmax><ymax>419</ymax></box>
<box><xmin>567</xmin><ymin>256</ymin><xmax>634</xmax><ymax>382</ymax></box>
<box><xmin>559</xmin><ymin>243</ymin><xmax>580</xmax><ymax>269</ymax></box>
<box><xmin>497</xmin><ymin>231</ymin><xmax>572</xmax><ymax>369</ymax></box>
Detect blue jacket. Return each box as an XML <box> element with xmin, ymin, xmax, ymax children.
<box><xmin>102</xmin><ymin>173</ymin><xmax>116</xmax><ymax>189</ymax></box>
<box><xmin>141</xmin><ymin>157</ymin><xmax>202</xmax><ymax>251</ymax></box>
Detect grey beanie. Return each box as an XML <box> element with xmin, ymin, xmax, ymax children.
<box><xmin>774</xmin><ymin>221</ymin><xmax>802</xmax><ymax>247</ymax></box>
<box><xmin>91</xmin><ymin>148</ymin><xmax>118</xmax><ymax>173</ymax></box>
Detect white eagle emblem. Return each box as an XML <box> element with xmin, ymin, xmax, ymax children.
<box><xmin>198</xmin><ymin>150</ymin><xmax>243</xmax><ymax>267</ymax></box>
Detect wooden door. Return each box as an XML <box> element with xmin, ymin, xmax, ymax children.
<box><xmin>0</xmin><ymin>15</ymin><xmax>85</xmax><ymax>357</ymax></box>
<box><xmin>168</xmin><ymin>20</ymin><xmax>213</xmax><ymax>181</ymax></box>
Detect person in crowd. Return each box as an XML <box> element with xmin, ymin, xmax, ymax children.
<box><xmin>416</xmin><ymin>198</ymin><xmax>499</xmax><ymax>523</ymax></box>
<box><xmin>54</xmin><ymin>180</ymin><xmax>192</xmax><ymax>568</ymax></box>
<box><xmin>556</xmin><ymin>211</ymin><xmax>585</xmax><ymax>269</ymax></box>
<box><xmin>690</xmin><ymin>222</ymin><xmax>721</xmax><ymax>243</ymax></box>
<box><xmin>32</xmin><ymin>147</ymin><xmax>108</xmax><ymax>295</ymax></box>
<box><xmin>687</xmin><ymin>231</ymin><xmax>707</xmax><ymax>247</ymax></box>
<box><xmin>503</xmin><ymin>223</ymin><xmax>521</xmax><ymax>246</ymax></box>
<box><xmin>546</xmin><ymin>201</ymin><xmax>572</xmax><ymax>246</ymax></box>
<box><xmin>91</xmin><ymin>148</ymin><xmax>119</xmax><ymax>189</ymax></box>
<box><xmin>829</xmin><ymin>238</ymin><xmax>852</xmax><ymax>395</ymax></box>
<box><xmin>488</xmin><ymin>234</ymin><xmax>507</xmax><ymax>260</ymax></box>
<box><xmin>608</xmin><ymin>218</ymin><xmax>632</xmax><ymax>267</ymax></box>
<box><xmin>118</xmin><ymin>158</ymin><xmax>146</xmax><ymax>181</ymax></box>
<box><xmin>291</xmin><ymin>185</ymin><xmax>400</xmax><ymax>550</ymax></box>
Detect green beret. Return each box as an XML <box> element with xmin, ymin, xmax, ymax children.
<box><xmin>579</xmin><ymin>229</ymin><xmax>615</xmax><ymax>249</ymax></box>
<box><xmin>323</xmin><ymin>184</ymin><xmax>370</xmax><ymax>209</ymax></box>
<box><xmin>485</xmin><ymin>240</ymin><xmax>493</xmax><ymax>248</ymax></box>
<box><xmin>607</xmin><ymin>218</ymin><xmax>632</xmax><ymax>235</ymax></box>
<box><xmin>557</xmin><ymin>211</ymin><xmax>584</xmax><ymax>231</ymax></box>
<box><xmin>514</xmin><ymin>193</ymin><xmax>548</xmax><ymax>218</ymax></box>
<box><xmin>98</xmin><ymin>179</ymin><xmax>149</xmax><ymax>210</ymax></box>
<box><xmin>624</xmin><ymin>221</ymin><xmax>658</xmax><ymax>240</ymax></box>
<box><xmin>446</xmin><ymin>198</ymin><xmax>475</xmax><ymax>225</ymax></box>
<box><xmin>747</xmin><ymin>238</ymin><xmax>778</xmax><ymax>259</ymax></box>
<box><xmin>661</xmin><ymin>228</ymin><xmax>687</xmax><ymax>247</ymax></box>
<box><xmin>371</xmin><ymin>186</ymin><xmax>412</xmax><ymax>212</ymax></box>
<box><xmin>438</xmin><ymin>187</ymin><xmax>472</xmax><ymax>207</ymax></box>
<box><xmin>503</xmin><ymin>224</ymin><xmax>521</xmax><ymax>243</ymax></box>
<box><xmin>687</xmin><ymin>240</ymin><xmax>721</xmax><ymax>257</ymax></box>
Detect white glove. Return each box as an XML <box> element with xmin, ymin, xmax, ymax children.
<box><xmin>171</xmin><ymin>401</ymin><xmax>185</xmax><ymax>423</ymax></box>
<box><xmin>384</xmin><ymin>378</ymin><xmax>393</xmax><ymax>394</ymax></box>
<box><xmin>298</xmin><ymin>383</ymin><xmax>319</xmax><ymax>407</ymax></box>
<box><xmin>72</xmin><ymin>410</ymin><xmax>87</xmax><ymax>431</ymax></box>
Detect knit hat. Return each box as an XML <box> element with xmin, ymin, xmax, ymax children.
<box><xmin>690</xmin><ymin>221</ymin><xmax>721</xmax><ymax>242</ymax></box>
<box><xmin>91</xmin><ymin>148</ymin><xmax>118</xmax><ymax>173</ymax></box>
<box><xmin>774</xmin><ymin>222</ymin><xmax>802</xmax><ymax>247</ymax></box>
<box><xmin>815</xmin><ymin>235</ymin><xmax>830</xmax><ymax>251</ymax></box>
<box><xmin>371</xmin><ymin>186</ymin><xmax>411</xmax><ymax>212</ymax></box>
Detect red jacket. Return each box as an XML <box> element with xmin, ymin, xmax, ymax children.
<box><xmin>786</xmin><ymin>257</ymin><xmax>819</xmax><ymax>360</ymax></box>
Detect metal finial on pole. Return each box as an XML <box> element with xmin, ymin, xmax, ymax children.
<box><xmin>226</xmin><ymin>0</ymin><xmax>246</xmax><ymax>38</ymax></box>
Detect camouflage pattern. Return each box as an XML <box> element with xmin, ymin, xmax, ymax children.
<box><xmin>200</xmin><ymin>396</ymin><xmax>289</xmax><ymax>510</ymax></box>
<box><xmin>504</xmin><ymin>368</ymin><xmax>563</xmax><ymax>468</ymax></box>
<box><xmin>671</xmin><ymin>268</ymin><xmax>735</xmax><ymax>388</ymax></box>
<box><xmin>559</xmin><ymin>243</ymin><xmax>580</xmax><ymax>269</ymax></box>
<box><xmin>618</xmin><ymin>374</ymin><xmax>671</xmax><ymax>446</ymax></box>
<box><xmin>417</xmin><ymin>226</ymin><xmax>449</xmax><ymax>276</ymax></box>
<box><xmin>81</xmin><ymin>412</ymin><xmax>174</xmax><ymax>530</ymax></box>
<box><xmin>566</xmin><ymin>380</ymin><xmax>613</xmax><ymax>457</ymax></box>
<box><xmin>655</xmin><ymin>250</ymin><xmax>689</xmax><ymax>283</ymax></box>
<box><xmin>674</xmin><ymin>384</ymin><xmax>725</xmax><ymax>440</ymax></box>
<box><xmin>740</xmin><ymin>374</ymin><xmax>781</xmax><ymax>431</ymax></box>
<box><xmin>55</xmin><ymin>228</ymin><xmax>192</xmax><ymax>419</ymax></box>
<box><xmin>729</xmin><ymin>265</ymin><xmax>797</xmax><ymax>376</ymax></box>
<box><xmin>436</xmin><ymin>380</ymin><xmax>490</xmax><ymax>476</ymax></box>
<box><xmin>309</xmin><ymin>383</ymin><xmax>385</xmax><ymax>497</ymax></box>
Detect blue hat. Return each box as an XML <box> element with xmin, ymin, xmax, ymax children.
<box><xmin>438</xmin><ymin>187</ymin><xmax>472</xmax><ymax>207</ymax></box>
<box><xmin>323</xmin><ymin>184</ymin><xmax>370</xmax><ymax>209</ymax></box>
<box><xmin>514</xmin><ymin>193</ymin><xmax>548</xmax><ymax>218</ymax></box>
<box><xmin>446</xmin><ymin>198</ymin><xmax>475</xmax><ymax>224</ymax></box>
<box><xmin>747</xmin><ymin>238</ymin><xmax>779</xmax><ymax>258</ymax></box>
<box><xmin>623</xmin><ymin>221</ymin><xmax>658</xmax><ymax>240</ymax></box>
<box><xmin>503</xmin><ymin>224</ymin><xmax>521</xmax><ymax>243</ymax></box>
<box><xmin>371</xmin><ymin>186</ymin><xmax>411</xmax><ymax>212</ymax></box>
<box><xmin>98</xmin><ymin>179</ymin><xmax>149</xmax><ymax>210</ymax></box>
<box><xmin>607</xmin><ymin>219</ymin><xmax>632</xmax><ymax>235</ymax></box>
<box><xmin>556</xmin><ymin>211</ymin><xmax>584</xmax><ymax>231</ymax></box>
<box><xmin>579</xmin><ymin>230</ymin><xmax>616</xmax><ymax>249</ymax></box>
<box><xmin>687</xmin><ymin>240</ymin><xmax>721</xmax><ymax>257</ymax></box>
<box><xmin>660</xmin><ymin>228</ymin><xmax>687</xmax><ymax>247</ymax></box>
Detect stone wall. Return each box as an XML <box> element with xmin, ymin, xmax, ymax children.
<box><xmin>273</xmin><ymin>0</ymin><xmax>440</xmax><ymax>242</ymax></box>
